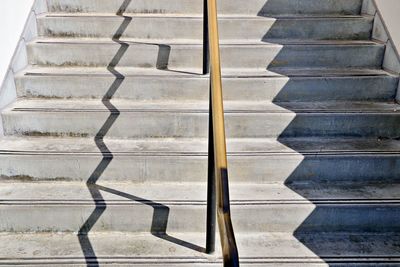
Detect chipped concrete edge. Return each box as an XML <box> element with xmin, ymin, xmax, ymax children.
<box><xmin>0</xmin><ymin>0</ymin><xmax>48</xmax><ymax>136</ymax></box>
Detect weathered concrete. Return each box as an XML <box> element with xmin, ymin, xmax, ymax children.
<box><xmin>1</xmin><ymin>0</ymin><xmax>400</xmax><ymax>265</ymax></box>
<box><xmin>1</xmin><ymin>182</ymin><xmax>400</xmax><ymax>233</ymax></box>
<box><xmin>1</xmin><ymin>137</ymin><xmax>400</xmax><ymax>183</ymax></box>
<box><xmin>37</xmin><ymin>14</ymin><xmax>374</xmax><ymax>41</ymax></box>
<box><xmin>27</xmin><ymin>39</ymin><xmax>385</xmax><ymax>70</ymax></box>
<box><xmin>15</xmin><ymin>67</ymin><xmax>398</xmax><ymax>101</ymax></box>
<box><xmin>3</xmin><ymin>100</ymin><xmax>400</xmax><ymax>138</ymax></box>
<box><xmin>46</xmin><ymin>0</ymin><xmax>363</xmax><ymax>16</ymax></box>
<box><xmin>0</xmin><ymin>232</ymin><xmax>399</xmax><ymax>266</ymax></box>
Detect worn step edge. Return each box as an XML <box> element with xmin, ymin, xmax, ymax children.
<box><xmin>1</xmin><ymin>232</ymin><xmax>400</xmax><ymax>265</ymax></box>
<box><xmin>30</xmin><ymin>37</ymin><xmax>382</xmax><ymax>46</ymax></box>
<box><xmin>1</xmin><ymin>137</ymin><xmax>400</xmax><ymax>156</ymax></box>
<box><xmin>2</xmin><ymin>182</ymin><xmax>400</xmax><ymax>203</ymax></box>
<box><xmin>39</xmin><ymin>13</ymin><xmax>373</xmax><ymax>19</ymax></box>
<box><xmin>17</xmin><ymin>66</ymin><xmax>395</xmax><ymax>78</ymax></box>
<box><xmin>4</xmin><ymin>100</ymin><xmax>400</xmax><ymax>114</ymax></box>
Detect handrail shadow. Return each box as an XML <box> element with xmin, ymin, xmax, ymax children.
<box><xmin>77</xmin><ymin>1</ymin><xmax>205</xmax><ymax>266</ymax></box>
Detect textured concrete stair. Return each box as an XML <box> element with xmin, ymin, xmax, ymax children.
<box><xmin>1</xmin><ymin>181</ymin><xmax>400</xmax><ymax>233</ymax></box>
<box><xmin>2</xmin><ymin>136</ymin><xmax>400</xmax><ymax>183</ymax></box>
<box><xmin>27</xmin><ymin>39</ymin><xmax>385</xmax><ymax>70</ymax></box>
<box><xmin>1</xmin><ymin>232</ymin><xmax>400</xmax><ymax>266</ymax></box>
<box><xmin>46</xmin><ymin>0</ymin><xmax>364</xmax><ymax>16</ymax></box>
<box><xmin>4</xmin><ymin>100</ymin><xmax>400</xmax><ymax>138</ymax></box>
<box><xmin>37</xmin><ymin>14</ymin><xmax>373</xmax><ymax>41</ymax></box>
<box><xmin>2</xmin><ymin>0</ymin><xmax>400</xmax><ymax>265</ymax></box>
<box><xmin>16</xmin><ymin>67</ymin><xmax>398</xmax><ymax>102</ymax></box>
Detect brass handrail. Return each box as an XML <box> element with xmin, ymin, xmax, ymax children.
<box><xmin>204</xmin><ymin>0</ymin><xmax>239</xmax><ymax>266</ymax></box>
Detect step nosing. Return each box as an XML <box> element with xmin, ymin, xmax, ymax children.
<box><xmin>19</xmin><ymin>74</ymin><xmax>393</xmax><ymax>79</ymax></box>
<box><xmin>19</xmin><ymin>68</ymin><xmax>394</xmax><ymax>78</ymax></box>
<box><xmin>40</xmin><ymin>13</ymin><xmax>369</xmax><ymax>18</ymax></box>
<box><xmin>1</xmin><ymin>257</ymin><xmax>400</xmax><ymax>264</ymax></box>
<box><xmin>8</xmin><ymin>108</ymin><xmax>400</xmax><ymax>114</ymax></box>
<box><xmin>0</xmin><ymin>257</ymin><xmax>218</xmax><ymax>265</ymax></box>
<box><xmin>2</xmin><ymin>199</ymin><xmax>400</xmax><ymax>205</ymax></box>
<box><xmin>30</xmin><ymin>39</ymin><xmax>382</xmax><ymax>46</ymax></box>
<box><xmin>2</xmin><ymin>150</ymin><xmax>400</xmax><ymax>156</ymax></box>
<box><xmin>1</xmin><ymin>256</ymin><xmax>399</xmax><ymax>265</ymax></box>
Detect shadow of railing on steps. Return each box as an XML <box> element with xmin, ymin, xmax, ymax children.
<box><xmin>77</xmin><ymin>1</ymin><xmax>205</xmax><ymax>266</ymax></box>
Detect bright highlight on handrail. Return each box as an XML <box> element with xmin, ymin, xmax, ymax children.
<box><xmin>204</xmin><ymin>0</ymin><xmax>240</xmax><ymax>266</ymax></box>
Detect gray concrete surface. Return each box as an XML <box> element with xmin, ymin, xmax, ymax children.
<box><xmin>1</xmin><ymin>0</ymin><xmax>400</xmax><ymax>265</ymax></box>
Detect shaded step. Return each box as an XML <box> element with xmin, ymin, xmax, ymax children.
<box><xmin>254</xmin><ymin>0</ymin><xmax>364</xmax><ymax>17</ymax></box>
<box><xmin>3</xmin><ymin>100</ymin><xmax>400</xmax><ymax>138</ymax></box>
<box><xmin>38</xmin><ymin>14</ymin><xmax>373</xmax><ymax>41</ymax></box>
<box><xmin>27</xmin><ymin>39</ymin><xmax>385</xmax><ymax>70</ymax></box>
<box><xmin>1</xmin><ymin>232</ymin><xmax>399</xmax><ymax>266</ymax></box>
<box><xmin>46</xmin><ymin>0</ymin><xmax>363</xmax><ymax>16</ymax></box>
<box><xmin>1</xmin><ymin>182</ymin><xmax>400</xmax><ymax>233</ymax></box>
<box><xmin>1</xmin><ymin>137</ymin><xmax>400</xmax><ymax>183</ymax></box>
<box><xmin>16</xmin><ymin>67</ymin><xmax>398</xmax><ymax>102</ymax></box>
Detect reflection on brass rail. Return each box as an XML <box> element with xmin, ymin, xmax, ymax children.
<box><xmin>204</xmin><ymin>0</ymin><xmax>239</xmax><ymax>266</ymax></box>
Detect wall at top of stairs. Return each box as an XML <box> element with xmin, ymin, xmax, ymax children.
<box><xmin>374</xmin><ymin>0</ymin><xmax>400</xmax><ymax>58</ymax></box>
<box><xmin>364</xmin><ymin>0</ymin><xmax>400</xmax><ymax>100</ymax></box>
<box><xmin>0</xmin><ymin>0</ymin><xmax>46</xmax><ymax>135</ymax></box>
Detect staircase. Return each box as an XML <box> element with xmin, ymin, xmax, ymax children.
<box><xmin>1</xmin><ymin>0</ymin><xmax>400</xmax><ymax>265</ymax></box>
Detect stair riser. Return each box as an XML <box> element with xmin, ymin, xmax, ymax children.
<box><xmin>16</xmin><ymin>75</ymin><xmax>398</xmax><ymax>102</ymax></box>
<box><xmin>27</xmin><ymin>43</ymin><xmax>385</xmax><ymax>69</ymax></box>
<box><xmin>38</xmin><ymin>16</ymin><xmax>373</xmax><ymax>41</ymax></box>
<box><xmin>0</xmin><ymin>204</ymin><xmax>398</xmax><ymax>233</ymax></box>
<box><xmin>46</xmin><ymin>0</ymin><xmax>362</xmax><ymax>16</ymax></box>
<box><xmin>4</xmin><ymin>111</ymin><xmax>400</xmax><ymax>138</ymax></box>
<box><xmin>1</xmin><ymin>154</ymin><xmax>400</xmax><ymax>183</ymax></box>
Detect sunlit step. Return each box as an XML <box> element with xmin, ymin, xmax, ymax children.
<box><xmin>1</xmin><ymin>181</ymin><xmax>400</xmax><ymax>233</ymax></box>
<box><xmin>27</xmin><ymin>39</ymin><xmax>384</xmax><ymax>70</ymax></box>
<box><xmin>46</xmin><ymin>0</ymin><xmax>364</xmax><ymax>16</ymax></box>
<box><xmin>16</xmin><ymin>67</ymin><xmax>398</xmax><ymax>102</ymax></box>
<box><xmin>1</xmin><ymin>136</ymin><xmax>400</xmax><ymax>183</ymax></box>
<box><xmin>1</xmin><ymin>231</ymin><xmax>399</xmax><ymax>266</ymax></box>
<box><xmin>37</xmin><ymin>14</ymin><xmax>373</xmax><ymax>41</ymax></box>
<box><xmin>3</xmin><ymin>100</ymin><xmax>400</xmax><ymax>139</ymax></box>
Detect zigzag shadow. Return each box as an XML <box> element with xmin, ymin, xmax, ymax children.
<box><xmin>77</xmin><ymin>1</ymin><xmax>204</xmax><ymax>266</ymax></box>
<box><xmin>254</xmin><ymin>1</ymin><xmax>400</xmax><ymax>264</ymax></box>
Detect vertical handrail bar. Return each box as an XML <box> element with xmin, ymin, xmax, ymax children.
<box><xmin>204</xmin><ymin>0</ymin><xmax>240</xmax><ymax>265</ymax></box>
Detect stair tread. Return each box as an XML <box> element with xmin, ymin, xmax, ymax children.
<box><xmin>41</xmin><ymin>12</ymin><xmax>372</xmax><ymax>20</ymax></box>
<box><xmin>267</xmin><ymin>68</ymin><xmax>397</xmax><ymax>77</ymax></box>
<box><xmin>4</xmin><ymin>0</ymin><xmax>400</xmax><ymax>262</ymax></box>
<box><xmin>1</xmin><ymin>232</ymin><xmax>400</xmax><ymax>265</ymax></box>
<box><xmin>31</xmin><ymin>37</ymin><xmax>383</xmax><ymax>46</ymax></box>
<box><xmin>1</xmin><ymin>136</ymin><xmax>400</xmax><ymax>155</ymax></box>
<box><xmin>5</xmin><ymin>99</ymin><xmax>400</xmax><ymax>113</ymax></box>
<box><xmin>19</xmin><ymin>66</ymin><xmax>395</xmax><ymax>78</ymax></box>
<box><xmin>1</xmin><ymin>181</ymin><xmax>400</xmax><ymax>203</ymax></box>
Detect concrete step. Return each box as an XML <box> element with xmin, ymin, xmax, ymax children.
<box><xmin>1</xmin><ymin>232</ymin><xmax>399</xmax><ymax>266</ymax></box>
<box><xmin>16</xmin><ymin>67</ymin><xmax>398</xmax><ymax>102</ymax></box>
<box><xmin>27</xmin><ymin>39</ymin><xmax>385</xmax><ymax>70</ymax></box>
<box><xmin>46</xmin><ymin>0</ymin><xmax>363</xmax><ymax>16</ymax></box>
<box><xmin>37</xmin><ymin>14</ymin><xmax>373</xmax><ymax>41</ymax></box>
<box><xmin>1</xmin><ymin>181</ymin><xmax>400</xmax><ymax>233</ymax></box>
<box><xmin>3</xmin><ymin>100</ymin><xmax>400</xmax><ymax>139</ymax></box>
<box><xmin>1</xmin><ymin>137</ymin><xmax>400</xmax><ymax>183</ymax></box>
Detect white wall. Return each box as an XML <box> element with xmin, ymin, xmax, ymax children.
<box><xmin>368</xmin><ymin>0</ymin><xmax>400</xmax><ymax>100</ymax></box>
<box><xmin>0</xmin><ymin>0</ymin><xmax>47</xmax><ymax>135</ymax></box>
<box><xmin>375</xmin><ymin>0</ymin><xmax>400</xmax><ymax>56</ymax></box>
<box><xmin>0</xmin><ymin>0</ymin><xmax>35</xmax><ymax>87</ymax></box>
